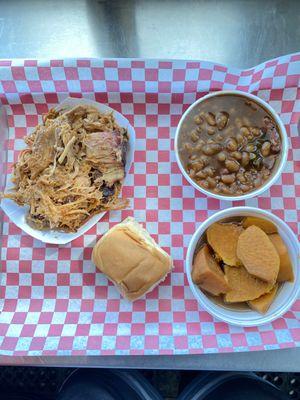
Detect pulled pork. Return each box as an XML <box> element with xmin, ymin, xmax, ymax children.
<box><xmin>4</xmin><ymin>104</ymin><xmax>129</xmax><ymax>232</ymax></box>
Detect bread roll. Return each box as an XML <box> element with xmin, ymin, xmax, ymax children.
<box><xmin>92</xmin><ymin>217</ymin><xmax>173</xmax><ymax>300</ymax></box>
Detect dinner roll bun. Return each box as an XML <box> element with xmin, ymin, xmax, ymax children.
<box><xmin>92</xmin><ymin>217</ymin><xmax>173</xmax><ymax>300</ymax></box>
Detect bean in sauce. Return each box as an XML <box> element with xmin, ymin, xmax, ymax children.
<box><xmin>178</xmin><ymin>95</ymin><xmax>282</xmax><ymax>196</ymax></box>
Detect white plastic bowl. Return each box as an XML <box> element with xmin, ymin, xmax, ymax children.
<box><xmin>175</xmin><ymin>90</ymin><xmax>288</xmax><ymax>201</ymax></box>
<box><xmin>1</xmin><ymin>97</ymin><xmax>136</xmax><ymax>244</ymax></box>
<box><xmin>186</xmin><ymin>207</ymin><xmax>300</xmax><ymax>326</ymax></box>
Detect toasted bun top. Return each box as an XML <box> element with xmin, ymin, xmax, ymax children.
<box><xmin>92</xmin><ymin>217</ymin><xmax>172</xmax><ymax>300</ymax></box>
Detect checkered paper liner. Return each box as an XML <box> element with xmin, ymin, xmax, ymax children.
<box><xmin>0</xmin><ymin>55</ymin><xmax>299</xmax><ymax>356</ymax></box>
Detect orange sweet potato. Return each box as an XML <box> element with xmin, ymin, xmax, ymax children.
<box><xmin>207</xmin><ymin>222</ymin><xmax>243</xmax><ymax>266</ymax></box>
<box><xmin>192</xmin><ymin>244</ymin><xmax>229</xmax><ymax>296</ymax></box>
<box><xmin>237</xmin><ymin>226</ymin><xmax>279</xmax><ymax>283</ymax></box>
<box><xmin>248</xmin><ymin>284</ymin><xmax>278</xmax><ymax>313</ymax></box>
<box><xmin>269</xmin><ymin>234</ymin><xmax>294</xmax><ymax>282</ymax></box>
<box><xmin>242</xmin><ymin>216</ymin><xmax>277</xmax><ymax>234</ymax></box>
<box><xmin>224</xmin><ymin>265</ymin><xmax>274</xmax><ymax>303</ymax></box>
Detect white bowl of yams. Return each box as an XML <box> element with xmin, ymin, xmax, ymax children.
<box><xmin>186</xmin><ymin>207</ymin><xmax>300</xmax><ymax>326</ymax></box>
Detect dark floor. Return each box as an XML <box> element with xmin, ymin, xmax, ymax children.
<box><xmin>0</xmin><ymin>367</ymin><xmax>299</xmax><ymax>399</ymax></box>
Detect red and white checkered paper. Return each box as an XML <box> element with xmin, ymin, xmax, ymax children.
<box><xmin>0</xmin><ymin>55</ymin><xmax>299</xmax><ymax>356</ymax></box>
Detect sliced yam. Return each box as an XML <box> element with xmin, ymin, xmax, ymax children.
<box><xmin>269</xmin><ymin>234</ymin><xmax>294</xmax><ymax>282</ymax></box>
<box><xmin>237</xmin><ymin>226</ymin><xmax>279</xmax><ymax>283</ymax></box>
<box><xmin>192</xmin><ymin>244</ymin><xmax>229</xmax><ymax>296</ymax></box>
<box><xmin>224</xmin><ymin>265</ymin><xmax>274</xmax><ymax>303</ymax></box>
<box><xmin>248</xmin><ymin>284</ymin><xmax>278</xmax><ymax>314</ymax></box>
<box><xmin>242</xmin><ymin>216</ymin><xmax>277</xmax><ymax>234</ymax></box>
<box><xmin>206</xmin><ymin>222</ymin><xmax>243</xmax><ymax>266</ymax></box>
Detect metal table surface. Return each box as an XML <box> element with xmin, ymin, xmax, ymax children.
<box><xmin>0</xmin><ymin>0</ymin><xmax>300</xmax><ymax>371</ymax></box>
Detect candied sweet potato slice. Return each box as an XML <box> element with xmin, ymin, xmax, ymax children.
<box><xmin>192</xmin><ymin>244</ymin><xmax>229</xmax><ymax>296</ymax></box>
<box><xmin>248</xmin><ymin>284</ymin><xmax>278</xmax><ymax>313</ymax></box>
<box><xmin>242</xmin><ymin>216</ymin><xmax>277</xmax><ymax>234</ymax></box>
<box><xmin>269</xmin><ymin>234</ymin><xmax>294</xmax><ymax>282</ymax></box>
<box><xmin>206</xmin><ymin>222</ymin><xmax>243</xmax><ymax>266</ymax></box>
<box><xmin>224</xmin><ymin>265</ymin><xmax>274</xmax><ymax>303</ymax></box>
<box><xmin>237</xmin><ymin>226</ymin><xmax>279</xmax><ymax>283</ymax></box>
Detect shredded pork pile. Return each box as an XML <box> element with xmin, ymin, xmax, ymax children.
<box><xmin>4</xmin><ymin>105</ymin><xmax>129</xmax><ymax>232</ymax></box>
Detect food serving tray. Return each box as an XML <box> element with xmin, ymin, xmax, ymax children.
<box><xmin>0</xmin><ymin>55</ymin><xmax>299</xmax><ymax>356</ymax></box>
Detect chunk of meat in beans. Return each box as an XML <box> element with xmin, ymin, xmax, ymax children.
<box><xmin>179</xmin><ymin>94</ymin><xmax>282</xmax><ymax>195</ymax></box>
